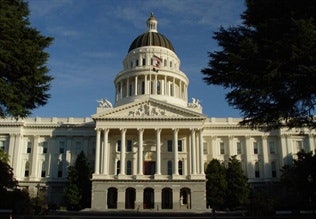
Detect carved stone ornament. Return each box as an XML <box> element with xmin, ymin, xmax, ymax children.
<box><xmin>128</xmin><ymin>103</ymin><xmax>166</xmax><ymax>117</ymax></box>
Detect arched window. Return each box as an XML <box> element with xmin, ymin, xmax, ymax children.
<box><xmin>162</xmin><ymin>188</ymin><xmax>173</xmax><ymax>209</ymax></box>
<box><xmin>108</xmin><ymin>187</ymin><xmax>118</xmax><ymax>209</ymax></box>
<box><xmin>117</xmin><ymin>160</ymin><xmax>120</xmax><ymax>175</ymax></box>
<box><xmin>178</xmin><ymin>160</ymin><xmax>183</xmax><ymax>175</ymax></box>
<box><xmin>167</xmin><ymin>160</ymin><xmax>172</xmax><ymax>175</ymax></box>
<box><xmin>126</xmin><ymin>160</ymin><xmax>132</xmax><ymax>175</ymax></box>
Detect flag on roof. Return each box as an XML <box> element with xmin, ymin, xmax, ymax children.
<box><xmin>152</xmin><ymin>55</ymin><xmax>162</xmax><ymax>72</ymax></box>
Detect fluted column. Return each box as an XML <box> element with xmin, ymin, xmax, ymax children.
<box><xmin>173</xmin><ymin>128</ymin><xmax>179</xmax><ymax>175</ymax></box>
<box><xmin>261</xmin><ymin>135</ymin><xmax>270</xmax><ymax>178</ymax></box>
<box><xmin>127</xmin><ymin>78</ymin><xmax>130</xmax><ymax>97</ymax></box>
<box><xmin>138</xmin><ymin>128</ymin><xmax>144</xmax><ymax>175</ymax></box>
<box><xmin>30</xmin><ymin>135</ymin><xmax>39</xmax><ymax>179</ymax></box>
<box><xmin>120</xmin><ymin>81</ymin><xmax>123</xmax><ymax>99</ymax></box>
<box><xmin>120</xmin><ymin>128</ymin><xmax>126</xmax><ymax>175</ymax></box>
<box><xmin>102</xmin><ymin>128</ymin><xmax>109</xmax><ymax>175</ymax></box>
<box><xmin>154</xmin><ymin>74</ymin><xmax>158</xmax><ymax>95</ymax></box>
<box><xmin>191</xmin><ymin>129</ymin><xmax>196</xmax><ymax>174</ymax></box>
<box><xmin>199</xmin><ymin>129</ymin><xmax>204</xmax><ymax>174</ymax></box>
<box><xmin>155</xmin><ymin>128</ymin><xmax>161</xmax><ymax>175</ymax></box>
<box><xmin>94</xmin><ymin>129</ymin><xmax>101</xmax><ymax>174</ymax></box>
<box><xmin>134</xmin><ymin>76</ymin><xmax>138</xmax><ymax>95</ymax></box>
<box><xmin>245</xmin><ymin>136</ymin><xmax>253</xmax><ymax>178</ymax></box>
<box><xmin>308</xmin><ymin>134</ymin><xmax>315</xmax><ymax>154</ymax></box>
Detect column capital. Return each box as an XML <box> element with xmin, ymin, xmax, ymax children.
<box><xmin>120</xmin><ymin>128</ymin><xmax>127</xmax><ymax>133</ymax></box>
<box><xmin>155</xmin><ymin>128</ymin><xmax>162</xmax><ymax>133</ymax></box>
<box><xmin>137</xmin><ymin>128</ymin><xmax>144</xmax><ymax>133</ymax></box>
<box><xmin>172</xmin><ymin>128</ymin><xmax>179</xmax><ymax>132</ymax></box>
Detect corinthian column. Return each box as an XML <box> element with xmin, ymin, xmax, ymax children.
<box><xmin>94</xmin><ymin>129</ymin><xmax>101</xmax><ymax>174</ymax></box>
<box><xmin>137</xmin><ymin>128</ymin><xmax>144</xmax><ymax>175</ymax></box>
<box><xmin>155</xmin><ymin>128</ymin><xmax>161</xmax><ymax>175</ymax></box>
<box><xmin>120</xmin><ymin>128</ymin><xmax>126</xmax><ymax>175</ymax></box>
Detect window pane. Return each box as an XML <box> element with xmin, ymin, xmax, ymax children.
<box><xmin>167</xmin><ymin>140</ymin><xmax>172</xmax><ymax>152</ymax></box>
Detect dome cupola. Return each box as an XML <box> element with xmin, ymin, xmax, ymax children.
<box><xmin>128</xmin><ymin>13</ymin><xmax>175</xmax><ymax>53</ymax></box>
<box><xmin>112</xmin><ymin>14</ymin><xmax>202</xmax><ymax>113</ymax></box>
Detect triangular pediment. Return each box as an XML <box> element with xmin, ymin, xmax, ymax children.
<box><xmin>92</xmin><ymin>99</ymin><xmax>206</xmax><ymax>120</ymax></box>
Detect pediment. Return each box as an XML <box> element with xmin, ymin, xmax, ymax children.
<box><xmin>92</xmin><ymin>99</ymin><xmax>205</xmax><ymax>120</ymax></box>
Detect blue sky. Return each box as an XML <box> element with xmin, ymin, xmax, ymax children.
<box><xmin>28</xmin><ymin>0</ymin><xmax>246</xmax><ymax>118</ymax></box>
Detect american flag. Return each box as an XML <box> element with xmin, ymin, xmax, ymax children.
<box><xmin>152</xmin><ymin>55</ymin><xmax>162</xmax><ymax>72</ymax></box>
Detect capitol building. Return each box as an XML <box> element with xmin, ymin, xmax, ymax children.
<box><xmin>0</xmin><ymin>14</ymin><xmax>315</xmax><ymax>211</ymax></box>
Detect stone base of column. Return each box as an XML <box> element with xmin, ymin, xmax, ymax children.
<box><xmin>134</xmin><ymin>174</ymin><xmax>152</xmax><ymax>180</ymax></box>
<box><xmin>172</xmin><ymin>174</ymin><xmax>185</xmax><ymax>180</ymax></box>
<box><xmin>92</xmin><ymin>174</ymin><xmax>114</xmax><ymax>180</ymax></box>
<box><xmin>154</xmin><ymin>174</ymin><xmax>168</xmax><ymax>180</ymax></box>
<box><xmin>189</xmin><ymin>174</ymin><xmax>205</xmax><ymax>180</ymax></box>
<box><xmin>117</xmin><ymin>174</ymin><xmax>133</xmax><ymax>180</ymax></box>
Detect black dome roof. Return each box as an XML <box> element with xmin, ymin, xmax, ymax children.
<box><xmin>128</xmin><ymin>32</ymin><xmax>175</xmax><ymax>53</ymax></box>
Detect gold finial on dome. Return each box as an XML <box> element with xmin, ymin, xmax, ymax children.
<box><xmin>147</xmin><ymin>13</ymin><xmax>158</xmax><ymax>32</ymax></box>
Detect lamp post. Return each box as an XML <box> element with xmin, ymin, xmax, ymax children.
<box><xmin>308</xmin><ymin>174</ymin><xmax>314</xmax><ymax>218</ymax></box>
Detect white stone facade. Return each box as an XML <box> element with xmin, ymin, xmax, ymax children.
<box><xmin>0</xmin><ymin>14</ymin><xmax>315</xmax><ymax>211</ymax></box>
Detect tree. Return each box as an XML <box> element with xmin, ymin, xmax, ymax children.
<box><xmin>280</xmin><ymin>150</ymin><xmax>316</xmax><ymax>209</ymax></box>
<box><xmin>205</xmin><ymin>159</ymin><xmax>228</xmax><ymax>209</ymax></box>
<box><xmin>0</xmin><ymin>0</ymin><xmax>53</xmax><ymax>118</ymax></box>
<box><xmin>226</xmin><ymin>156</ymin><xmax>249</xmax><ymax>209</ymax></box>
<box><xmin>64</xmin><ymin>151</ymin><xmax>92</xmax><ymax>210</ymax></box>
<box><xmin>0</xmin><ymin>148</ymin><xmax>17</xmax><ymax>192</ymax></box>
<box><xmin>201</xmin><ymin>0</ymin><xmax>316</xmax><ymax>129</ymax></box>
<box><xmin>0</xmin><ymin>148</ymin><xmax>31</xmax><ymax>214</ymax></box>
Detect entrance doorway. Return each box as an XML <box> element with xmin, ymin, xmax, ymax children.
<box><xmin>143</xmin><ymin>188</ymin><xmax>154</xmax><ymax>209</ymax></box>
<box><xmin>107</xmin><ymin>187</ymin><xmax>117</xmax><ymax>209</ymax></box>
<box><xmin>180</xmin><ymin>188</ymin><xmax>191</xmax><ymax>209</ymax></box>
<box><xmin>162</xmin><ymin>188</ymin><xmax>173</xmax><ymax>209</ymax></box>
<box><xmin>125</xmin><ymin>188</ymin><xmax>136</xmax><ymax>209</ymax></box>
<box><xmin>144</xmin><ymin>161</ymin><xmax>155</xmax><ymax>175</ymax></box>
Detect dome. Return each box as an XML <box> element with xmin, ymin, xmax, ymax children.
<box><xmin>128</xmin><ymin>32</ymin><xmax>175</xmax><ymax>52</ymax></box>
<box><xmin>128</xmin><ymin>13</ymin><xmax>175</xmax><ymax>53</ymax></box>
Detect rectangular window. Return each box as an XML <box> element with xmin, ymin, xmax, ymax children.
<box><xmin>271</xmin><ymin>162</ymin><xmax>277</xmax><ymax>178</ymax></box>
<box><xmin>220</xmin><ymin>142</ymin><xmax>225</xmax><ymax>154</ymax></box>
<box><xmin>59</xmin><ymin>141</ymin><xmax>65</xmax><ymax>154</ymax></box>
<box><xmin>178</xmin><ymin>140</ymin><xmax>183</xmax><ymax>152</ymax></box>
<box><xmin>141</xmin><ymin>81</ymin><xmax>145</xmax><ymax>94</ymax></box>
<box><xmin>253</xmin><ymin>142</ymin><xmax>258</xmax><ymax>154</ymax></box>
<box><xmin>129</xmin><ymin>84</ymin><xmax>133</xmax><ymax>96</ymax></box>
<box><xmin>237</xmin><ymin>142</ymin><xmax>242</xmax><ymax>154</ymax></box>
<box><xmin>41</xmin><ymin>141</ymin><xmax>48</xmax><ymax>154</ymax></box>
<box><xmin>27</xmin><ymin>142</ymin><xmax>32</xmax><ymax>153</ymax></box>
<box><xmin>127</xmin><ymin>140</ymin><xmax>132</xmax><ymax>152</ymax></box>
<box><xmin>167</xmin><ymin>161</ymin><xmax>172</xmax><ymax>175</ymax></box>
<box><xmin>296</xmin><ymin>141</ymin><xmax>303</xmax><ymax>152</ymax></box>
<box><xmin>269</xmin><ymin>141</ymin><xmax>276</xmax><ymax>154</ymax></box>
<box><xmin>57</xmin><ymin>171</ymin><xmax>62</xmax><ymax>178</ymax></box>
<box><xmin>203</xmin><ymin>142</ymin><xmax>208</xmax><ymax>154</ymax></box>
<box><xmin>117</xmin><ymin>140</ymin><xmax>121</xmax><ymax>152</ymax></box>
<box><xmin>24</xmin><ymin>170</ymin><xmax>29</xmax><ymax>177</ymax></box>
<box><xmin>41</xmin><ymin>170</ymin><xmax>46</xmax><ymax>178</ymax></box>
<box><xmin>142</xmin><ymin>58</ymin><xmax>146</xmax><ymax>66</ymax></box>
<box><xmin>255</xmin><ymin>162</ymin><xmax>260</xmax><ymax>178</ymax></box>
<box><xmin>167</xmin><ymin>140</ymin><xmax>172</xmax><ymax>152</ymax></box>
<box><xmin>0</xmin><ymin>140</ymin><xmax>5</xmax><ymax>151</ymax></box>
